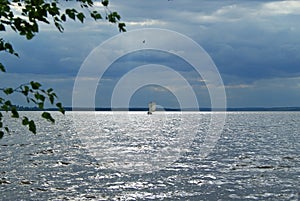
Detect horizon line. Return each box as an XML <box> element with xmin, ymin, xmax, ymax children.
<box><xmin>10</xmin><ymin>106</ymin><xmax>300</xmax><ymax>112</ymax></box>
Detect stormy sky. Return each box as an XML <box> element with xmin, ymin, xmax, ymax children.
<box><xmin>1</xmin><ymin>0</ymin><xmax>300</xmax><ymax>108</ymax></box>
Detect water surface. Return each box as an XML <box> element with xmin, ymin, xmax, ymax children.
<box><xmin>0</xmin><ymin>112</ymin><xmax>299</xmax><ymax>200</ymax></box>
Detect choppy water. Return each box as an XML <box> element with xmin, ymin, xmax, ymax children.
<box><xmin>0</xmin><ymin>112</ymin><xmax>299</xmax><ymax>200</ymax></box>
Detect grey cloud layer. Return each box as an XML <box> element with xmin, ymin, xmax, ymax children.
<box><xmin>2</xmin><ymin>0</ymin><xmax>300</xmax><ymax>107</ymax></box>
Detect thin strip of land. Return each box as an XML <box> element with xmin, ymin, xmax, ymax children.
<box><xmin>10</xmin><ymin>106</ymin><xmax>300</xmax><ymax>112</ymax></box>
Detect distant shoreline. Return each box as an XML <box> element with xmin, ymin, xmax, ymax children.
<box><xmin>9</xmin><ymin>106</ymin><xmax>300</xmax><ymax>112</ymax></box>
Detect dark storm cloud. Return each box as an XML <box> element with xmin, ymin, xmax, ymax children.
<box><xmin>101</xmin><ymin>49</ymin><xmax>197</xmax><ymax>78</ymax></box>
<box><xmin>109</xmin><ymin>0</ymin><xmax>300</xmax><ymax>85</ymax></box>
<box><xmin>4</xmin><ymin>0</ymin><xmax>300</xmax><ymax>82</ymax></box>
<box><xmin>2</xmin><ymin>0</ymin><xmax>300</xmax><ymax>107</ymax></box>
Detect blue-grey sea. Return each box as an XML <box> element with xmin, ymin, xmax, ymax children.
<box><xmin>0</xmin><ymin>111</ymin><xmax>299</xmax><ymax>200</ymax></box>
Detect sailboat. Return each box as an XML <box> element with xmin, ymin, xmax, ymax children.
<box><xmin>147</xmin><ymin>101</ymin><xmax>156</xmax><ymax>115</ymax></box>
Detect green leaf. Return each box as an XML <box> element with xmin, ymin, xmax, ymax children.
<box><xmin>56</xmin><ymin>102</ymin><xmax>62</xmax><ymax>108</ymax></box>
<box><xmin>28</xmin><ymin>120</ymin><xmax>36</xmax><ymax>134</ymax></box>
<box><xmin>4</xmin><ymin>100</ymin><xmax>12</xmax><ymax>107</ymax></box>
<box><xmin>4</xmin><ymin>127</ymin><xmax>9</xmax><ymax>133</ymax></box>
<box><xmin>32</xmin><ymin>22</ymin><xmax>38</xmax><ymax>33</ymax></box>
<box><xmin>38</xmin><ymin>102</ymin><xmax>44</xmax><ymax>109</ymax></box>
<box><xmin>34</xmin><ymin>93</ymin><xmax>45</xmax><ymax>101</ymax></box>
<box><xmin>48</xmin><ymin>3</ymin><xmax>60</xmax><ymax>16</ymax></box>
<box><xmin>41</xmin><ymin>112</ymin><xmax>55</xmax><ymax>123</ymax></box>
<box><xmin>107</xmin><ymin>12</ymin><xmax>121</xmax><ymax>23</ymax></box>
<box><xmin>25</xmin><ymin>31</ymin><xmax>34</xmax><ymax>40</ymax></box>
<box><xmin>66</xmin><ymin>9</ymin><xmax>76</xmax><ymax>20</ymax></box>
<box><xmin>1</xmin><ymin>101</ymin><xmax>12</xmax><ymax>112</ymax></box>
<box><xmin>4</xmin><ymin>42</ymin><xmax>13</xmax><ymax>53</ymax></box>
<box><xmin>56</xmin><ymin>102</ymin><xmax>65</xmax><ymax>114</ymax></box>
<box><xmin>52</xmin><ymin>92</ymin><xmax>57</xmax><ymax>98</ymax></box>
<box><xmin>22</xmin><ymin>85</ymin><xmax>29</xmax><ymax>96</ymax></box>
<box><xmin>54</xmin><ymin>22</ymin><xmax>64</xmax><ymax>32</ymax></box>
<box><xmin>49</xmin><ymin>95</ymin><xmax>54</xmax><ymax>104</ymax></box>
<box><xmin>22</xmin><ymin>117</ymin><xmax>29</xmax><ymax>126</ymax></box>
<box><xmin>118</xmin><ymin>22</ymin><xmax>126</xmax><ymax>32</ymax></box>
<box><xmin>4</xmin><ymin>88</ymin><xmax>13</xmax><ymax>95</ymax></box>
<box><xmin>47</xmin><ymin>88</ymin><xmax>53</xmax><ymax>93</ymax></box>
<box><xmin>30</xmin><ymin>81</ymin><xmax>41</xmax><ymax>89</ymax></box>
<box><xmin>61</xmin><ymin>14</ymin><xmax>66</xmax><ymax>22</ymax></box>
<box><xmin>77</xmin><ymin>13</ymin><xmax>85</xmax><ymax>23</ymax></box>
<box><xmin>0</xmin><ymin>24</ymin><xmax>5</xmax><ymax>31</ymax></box>
<box><xmin>91</xmin><ymin>11</ymin><xmax>102</xmax><ymax>20</ymax></box>
<box><xmin>85</xmin><ymin>0</ymin><xmax>94</xmax><ymax>6</ymax></box>
<box><xmin>11</xmin><ymin>107</ymin><xmax>19</xmax><ymax>118</ymax></box>
<box><xmin>102</xmin><ymin>0</ymin><xmax>109</xmax><ymax>7</ymax></box>
<box><xmin>0</xmin><ymin>63</ymin><xmax>6</xmax><ymax>72</ymax></box>
<box><xmin>1</xmin><ymin>105</ymin><xmax>9</xmax><ymax>112</ymax></box>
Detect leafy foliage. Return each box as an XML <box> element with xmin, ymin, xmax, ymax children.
<box><xmin>0</xmin><ymin>81</ymin><xmax>65</xmax><ymax>135</ymax></box>
<box><xmin>0</xmin><ymin>0</ymin><xmax>126</xmax><ymax>139</ymax></box>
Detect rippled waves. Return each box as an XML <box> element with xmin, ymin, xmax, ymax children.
<box><xmin>0</xmin><ymin>111</ymin><xmax>299</xmax><ymax>200</ymax></box>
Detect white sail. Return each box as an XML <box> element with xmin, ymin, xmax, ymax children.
<box><xmin>148</xmin><ymin>101</ymin><xmax>156</xmax><ymax>114</ymax></box>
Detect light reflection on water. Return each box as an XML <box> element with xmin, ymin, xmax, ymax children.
<box><xmin>0</xmin><ymin>111</ymin><xmax>299</xmax><ymax>200</ymax></box>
